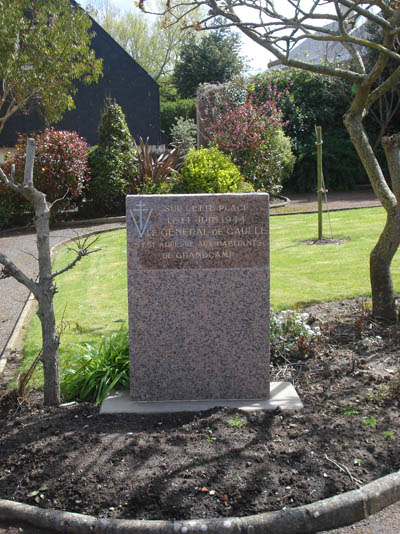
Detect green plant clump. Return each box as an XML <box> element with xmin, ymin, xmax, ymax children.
<box><xmin>160</xmin><ymin>98</ymin><xmax>196</xmax><ymax>138</ymax></box>
<box><xmin>170</xmin><ymin>116</ymin><xmax>198</xmax><ymax>152</ymax></box>
<box><xmin>176</xmin><ymin>147</ymin><xmax>244</xmax><ymax>193</ymax></box>
<box><xmin>269</xmin><ymin>310</ymin><xmax>322</xmax><ymax>362</ymax></box>
<box><xmin>363</xmin><ymin>415</ymin><xmax>377</xmax><ymax>428</ymax></box>
<box><xmin>86</xmin><ymin>99</ymin><xmax>138</xmax><ymax>215</ymax></box>
<box><xmin>61</xmin><ymin>327</ymin><xmax>130</xmax><ymax>405</ymax></box>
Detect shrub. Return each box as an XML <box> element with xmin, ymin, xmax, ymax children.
<box><xmin>86</xmin><ymin>100</ymin><xmax>138</xmax><ymax>215</ymax></box>
<box><xmin>170</xmin><ymin>117</ymin><xmax>197</xmax><ymax>152</ymax></box>
<box><xmin>0</xmin><ymin>182</ymin><xmax>28</xmax><ymax>228</ymax></box>
<box><xmin>198</xmin><ymin>83</ymin><xmax>295</xmax><ymax>194</ymax></box>
<box><xmin>0</xmin><ymin>129</ymin><xmax>90</xmax><ymax>226</ymax></box>
<box><xmin>134</xmin><ymin>137</ymin><xmax>184</xmax><ymax>194</ymax></box>
<box><xmin>251</xmin><ymin>69</ymin><xmax>369</xmax><ymax>191</ymax></box>
<box><xmin>270</xmin><ymin>310</ymin><xmax>322</xmax><ymax>362</ymax></box>
<box><xmin>160</xmin><ymin>98</ymin><xmax>196</xmax><ymax>138</ymax></box>
<box><xmin>61</xmin><ymin>328</ymin><xmax>130</xmax><ymax>405</ymax></box>
<box><xmin>242</xmin><ymin>128</ymin><xmax>295</xmax><ymax>194</ymax></box>
<box><xmin>177</xmin><ymin>147</ymin><xmax>243</xmax><ymax>193</ymax></box>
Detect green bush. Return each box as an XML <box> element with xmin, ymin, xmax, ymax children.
<box><xmin>86</xmin><ymin>100</ymin><xmax>138</xmax><ymax>215</ymax></box>
<box><xmin>170</xmin><ymin>117</ymin><xmax>197</xmax><ymax>152</ymax></box>
<box><xmin>160</xmin><ymin>98</ymin><xmax>196</xmax><ymax>138</ymax></box>
<box><xmin>251</xmin><ymin>69</ymin><xmax>369</xmax><ymax>191</ymax></box>
<box><xmin>176</xmin><ymin>147</ymin><xmax>244</xmax><ymax>193</ymax></box>
<box><xmin>138</xmin><ymin>177</ymin><xmax>177</xmax><ymax>194</ymax></box>
<box><xmin>61</xmin><ymin>328</ymin><xmax>130</xmax><ymax>405</ymax></box>
<box><xmin>0</xmin><ymin>187</ymin><xmax>26</xmax><ymax>229</ymax></box>
<box><xmin>236</xmin><ymin>181</ymin><xmax>255</xmax><ymax>192</ymax></box>
<box><xmin>241</xmin><ymin>128</ymin><xmax>295</xmax><ymax>194</ymax></box>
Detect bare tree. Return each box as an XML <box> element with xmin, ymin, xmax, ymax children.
<box><xmin>0</xmin><ymin>139</ymin><xmax>98</xmax><ymax>405</ymax></box>
<box><xmin>143</xmin><ymin>0</ymin><xmax>400</xmax><ymax>321</ymax></box>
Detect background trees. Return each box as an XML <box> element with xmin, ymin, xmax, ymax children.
<box><xmin>252</xmin><ymin>68</ymin><xmax>368</xmax><ymax>192</ymax></box>
<box><xmin>173</xmin><ymin>27</ymin><xmax>245</xmax><ymax>98</ymax></box>
<box><xmin>0</xmin><ymin>0</ymin><xmax>102</xmax><ymax>135</ymax></box>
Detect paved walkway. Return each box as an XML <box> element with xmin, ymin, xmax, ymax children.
<box><xmin>1</xmin><ymin>192</ymin><xmax>399</xmax><ymax>534</ymax></box>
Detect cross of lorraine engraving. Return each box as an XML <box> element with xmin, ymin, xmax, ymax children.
<box><xmin>130</xmin><ymin>201</ymin><xmax>153</xmax><ymax>238</ymax></box>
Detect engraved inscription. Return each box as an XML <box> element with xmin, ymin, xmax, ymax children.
<box><xmin>127</xmin><ymin>195</ymin><xmax>269</xmax><ymax>269</ymax></box>
<box><xmin>129</xmin><ymin>200</ymin><xmax>153</xmax><ymax>238</ymax></box>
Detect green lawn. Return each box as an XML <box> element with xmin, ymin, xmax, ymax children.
<box><xmin>270</xmin><ymin>208</ymin><xmax>396</xmax><ymax>309</ymax></box>
<box><xmin>21</xmin><ymin>207</ymin><xmax>400</xmax><ymax>386</ymax></box>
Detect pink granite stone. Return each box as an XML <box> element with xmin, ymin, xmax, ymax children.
<box><xmin>126</xmin><ymin>193</ymin><xmax>270</xmax><ymax>402</ymax></box>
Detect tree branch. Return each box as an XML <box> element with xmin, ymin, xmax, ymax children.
<box><xmin>51</xmin><ymin>235</ymin><xmax>101</xmax><ymax>280</ymax></box>
<box><xmin>368</xmin><ymin>65</ymin><xmax>400</xmax><ymax>108</ymax></box>
<box><xmin>0</xmin><ymin>253</ymin><xmax>39</xmax><ymax>296</ymax></box>
<box><xmin>382</xmin><ymin>134</ymin><xmax>400</xmax><ymax>201</ymax></box>
<box><xmin>23</xmin><ymin>138</ymin><xmax>35</xmax><ymax>187</ymax></box>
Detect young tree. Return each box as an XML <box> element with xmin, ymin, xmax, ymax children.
<box><xmin>0</xmin><ymin>140</ymin><xmax>99</xmax><ymax>405</ymax></box>
<box><xmin>173</xmin><ymin>27</ymin><xmax>245</xmax><ymax>98</ymax></box>
<box><xmin>143</xmin><ymin>0</ymin><xmax>400</xmax><ymax>321</ymax></box>
<box><xmin>0</xmin><ymin>0</ymin><xmax>102</xmax><ymax>135</ymax></box>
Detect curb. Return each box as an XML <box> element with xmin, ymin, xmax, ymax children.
<box><xmin>271</xmin><ymin>203</ymin><xmax>381</xmax><ymax>217</ymax></box>
<box><xmin>0</xmin><ymin>471</ymin><xmax>399</xmax><ymax>533</ymax></box>
<box><xmin>270</xmin><ymin>194</ymin><xmax>290</xmax><ymax>209</ymax></box>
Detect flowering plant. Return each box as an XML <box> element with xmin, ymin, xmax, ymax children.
<box><xmin>270</xmin><ymin>310</ymin><xmax>322</xmax><ymax>362</ymax></box>
<box><xmin>199</xmin><ymin>83</ymin><xmax>295</xmax><ymax>192</ymax></box>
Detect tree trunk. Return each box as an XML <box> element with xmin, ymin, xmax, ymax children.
<box><xmin>344</xmin><ymin>110</ymin><xmax>399</xmax><ymax>321</ymax></box>
<box><xmin>31</xmin><ymin>173</ymin><xmax>61</xmax><ymax>405</ymax></box>
<box><xmin>37</xmin><ymin>292</ymin><xmax>60</xmax><ymax>405</ymax></box>
<box><xmin>370</xmin><ymin>209</ymin><xmax>400</xmax><ymax>321</ymax></box>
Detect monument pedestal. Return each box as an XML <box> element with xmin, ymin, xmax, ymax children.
<box><xmin>126</xmin><ymin>193</ymin><xmax>271</xmax><ymax>404</ymax></box>
<box><xmin>121</xmin><ymin>193</ymin><xmax>302</xmax><ymax>414</ymax></box>
<box><xmin>100</xmin><ymin>382</ymin><xmax>303</xmax><ymax>414</ymax></box>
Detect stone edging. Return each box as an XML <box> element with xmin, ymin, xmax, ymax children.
<box><xmin>0</xmin><ymin>471</ymin><xmax>399</xmax><ymax>533</ymax></box>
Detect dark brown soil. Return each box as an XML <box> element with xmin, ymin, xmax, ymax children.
<box><xmin>1</xmin><ymin>299</ymin><xmax>400</xmax><ymax>526</ymax></box>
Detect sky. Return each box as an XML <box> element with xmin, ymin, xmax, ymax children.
<box><xmin>78</xmin><ymin>0</ymin><xmax>275</xmax><ymax>73</ymax></box>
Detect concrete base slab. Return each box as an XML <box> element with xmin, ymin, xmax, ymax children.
<box><xmin>100</xmin><ymin>381</ymin><xmax>303</xmax><ymax>414</ymax></box>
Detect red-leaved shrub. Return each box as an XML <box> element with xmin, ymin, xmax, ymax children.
<box><xmin>0</xmin><ymin>128</ymin><xmax>90</xmax><ymax>227</ymax></box>
<box><xmin>198</xmin><ymin>83</ymin><xmax>295</xmax><ymax>193</ymax></box>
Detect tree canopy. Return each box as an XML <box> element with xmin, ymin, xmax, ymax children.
<box><xmin>173</xmin><ymin>27</ymin><xmax>245</xmax><ymax>98</ymax></box>
<box><xmin>142</xmin><ymin>0</ymin><xmax>400</xmax><ymax>321</ymax></box>
<box><xmin>0</xmin><ymin>0</ymin><xmax>102</xmax><ymax>135</ymax></box>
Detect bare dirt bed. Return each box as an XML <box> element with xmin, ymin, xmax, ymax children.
<box><xmin>0</xmin><ymin>299</ymin><xmax>399</xmax><ymax>531</ymax></box>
